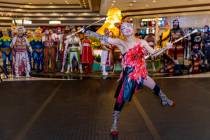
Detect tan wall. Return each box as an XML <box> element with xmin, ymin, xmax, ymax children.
<box><xmin>169</xmin><ymin>14</ymin><xmax>210</xmax><ymax>28</ymax></box>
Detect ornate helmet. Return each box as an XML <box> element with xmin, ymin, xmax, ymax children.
<box><xmin>16</xmin><ymin>26</ymin><xmax>26</xmax><ymax>33</ymax></box>
<box><xmin>27</xmin><ymin>30</ymin><xmax>33</xmax><ymax>35</ymax></box>
<box><xmin>35</xmin><ymin>27</ymin><xmax>42</xmax><ymax>34</ymax></box>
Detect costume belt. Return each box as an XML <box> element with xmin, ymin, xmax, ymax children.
<box><xmin>35</xmin><ymin>48</ymin><xmax>43</xmax><ymax>52</ymax></box>
<box><xmin>1</xmin><ymin>48</ymin><xmax>11</xmax><ymax>55</ymax></box>
<box><xmin>15</xmin><ymin>48</ymin><xmax>27</xmax><ymax>52</ymax></box>
<box><xmin>1</xmin><ymin>48</ymin><xmax>11</xmax><ymax>52</ymax></box>
<box><xmin>83</xmin><ymin>43</ymin><xmax>90</xmax><ymax>46</ymax></box>
<box><xmin>70</xmin><ymin>47</ymin><xmax>79</xmax><ymax>52</ymax></box>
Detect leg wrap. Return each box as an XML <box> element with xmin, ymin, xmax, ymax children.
<box><xmin>111</xmin><ymin>110</ymin><xmax>120</xmax><ymax>133</ymax></box>
<box><xmin>153</xmin><ymin>84</ymin><xmax>160</xmax><ymax>96</ymax></box>
<box><xmin>114</xmin><ymin>100</ymin><xmax>125</xmax><ymax>112</ymax></box>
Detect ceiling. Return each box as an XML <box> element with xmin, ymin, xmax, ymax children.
<box><xmin>0</xmin><ymin>0</ymin><xmax>80</xmax><ymax>4</ymax></box>
<box><xmin>1</xmin><ymin>0</ymin><xmax>210</xmax><ymax>27</ymax></box>
<box><xmin>0</xmin><ymin>0</ymin><xmax>102</xmax><ymax>27</ymax></box>
<box><xmin>100</xmin><ymin>0</ymin><xmax>210</xmax><ymax>18</ymax></box>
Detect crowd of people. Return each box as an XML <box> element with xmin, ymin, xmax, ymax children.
<box><xmin>0</xmin><ymin>26</ymin><xmax>116</xmax><ymax>78</ymax></box>
<box><xmin>1</xmin><ymin>19</ymin><xmax>210</xmax><ymax>78</ymax></box>
<box><xmin>136</xmin><ymin>19</ymin><xmax>210</xmax><ymax>75</ymax></box>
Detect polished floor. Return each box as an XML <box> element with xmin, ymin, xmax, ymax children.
<box><xmin>0</xmin><ymin>76</ymin><xmax>210</xmax><ymax>140</ymax></box>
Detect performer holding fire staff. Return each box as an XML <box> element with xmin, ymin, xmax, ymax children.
<box><xmin>85</xmin><ymin>17</ymin><xmax>175</xmax><ymax>136</ymax></box>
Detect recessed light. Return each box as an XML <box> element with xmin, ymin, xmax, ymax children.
<box><xmin>152</xmin><ymin>0</ymin><xmax>156</xmax><ymax>3</ymax></box>
<box><xmin>112</xmin><ymin>0</ymin><xmax>116</xmax><ymax>3</ymax></box>
<box><xmin>133</xmin><ymin>0</ymin><xmax>136</xmax><ymax>2</ymax></box>
<box><xmin>129</xmin><ymin>3</ymin><xmax>133</xmax><ymax>7</ymax></box>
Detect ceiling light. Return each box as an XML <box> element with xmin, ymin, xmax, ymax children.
<box><xmin>112</xmin><ymin>0</ymin><xmax>116</xmax><ymax>3</ymax></box>
<box><xmin>65</xmin><ymin>0</ymin><xmax>69</xmax><ymax>4</ymax></box>
<box><xmin>49</xmin><ymin>20</ymin><xmax>61</xmax><ymax>24</ymax></box>
<box><xmin>112</xmin><ymin>3</ymin><xmax>115</xmax><ymax>6</ymax></box>
<box><xmin>12</xmin><ymin>19</ymin><xmax>32</xmax><ymax>25</ymax></box>
<box><xmin>152</xmin><ymin>0</ymin><xmax>156</xmax><ymax>3</ymax></box>
<box><xmin>129</xmin><ymin>3</ymin><xmax>133</xmax><ymax>7</ymax></box>
<box><xmin>132</xmin><ymin>0</ymin><xmax>136</xmax><ymax>2</ymax></box>
<box><xmin>24</xmin><ymin>20</ymin><xmax>32</xmax><ymax>25</ymax></box>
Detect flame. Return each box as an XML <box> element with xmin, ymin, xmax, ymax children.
<box><xmin>96</xmin><ymin>7</ymin><xmax>122</xmax><ymax>37</ymax></box>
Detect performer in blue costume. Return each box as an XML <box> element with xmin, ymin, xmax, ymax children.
<box><xmin>0</xmin><ymin>28</ymin><xmax>13</xmax><ymax>75</ymax></box>
<box><xmin>31</xmin><ymin>28</ymin><xmax>44</xmax><ymax>72</ymax></box>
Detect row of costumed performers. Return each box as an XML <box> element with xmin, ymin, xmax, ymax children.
<box><xmin>0</xmin><ymin>26</ymin><xmax>95</xmax><ymax>78</ymax></box>
<box><xmin>159</xmin><ymin>20</ymin><xmax>210</xmax><ymax>74</ymax></box>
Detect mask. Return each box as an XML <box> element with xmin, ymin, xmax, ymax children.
<box><xmin>173</xmin><ymin>20</ymin><xmax>179</xmax><ymax>29</ymax></box>
<box><xmin>3</xmin><ymin>31</ymin><xmax>8</xmax><ymax>36</ymax></box>
<box><xmin>121</xmin><ymin>22</ymin><xmax>134</xmax><ymax>37</ymax></box>
<box><xmin>204</xmin><ymin>26</ymin><xmax>209</xmax><ymax>32</ymax></box>
<box><xmin>45</xmin><ymin>30</ymin><xmax>49</xmax><ymax>35</ymax></box>
<box><xmin>18</xmin><ymin>30</ymin><xmax>24</xmax><ymax>37</ymax></box>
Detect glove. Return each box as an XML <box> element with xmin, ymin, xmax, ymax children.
<box><xmin>166</xmin><ymin>42</ymin><xmax>173</xmax><ymax>49</ymax></box>
<box><xmin>81</xmin><ymin>26</ymin><xmax>88</xmax><ymax>34</ymax></box>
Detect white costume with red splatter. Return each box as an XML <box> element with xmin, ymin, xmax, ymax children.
<box><xmin>11</xmin><ymin>36</ymin><xmax>32</xmax><ymax>77</ymax></box>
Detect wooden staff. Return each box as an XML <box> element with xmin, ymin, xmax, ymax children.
<box><xmin>145</xmin><ymin>29</ymin><xmax>198</xmax><ymax>59</ymax></box>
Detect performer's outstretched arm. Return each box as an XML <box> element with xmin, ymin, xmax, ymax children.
<box><xmin>85</xmin><ymin>30</ymin><xmax>109</xmax><ymax>43</ymax></box>
<box><xmin>85</xmin><ymin>30</ymin><xmax>125</xmax><ymax>53</ymax></box>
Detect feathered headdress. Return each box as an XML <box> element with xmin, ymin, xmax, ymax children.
<box><xmin>35</xmin><ymin>27</ymin><xmax>42</xmax><ymax>34</ymax></box>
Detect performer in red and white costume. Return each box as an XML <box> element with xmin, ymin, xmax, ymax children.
<box><xmin>85</xmin><ymin>18</ymin><xmax>175</xmax><ymax>136</ymax></box>
<box><xmin>81</xmin><ymin>34</ymin><xmax>94</xmax><ymax>73</ymax></box>
<box><xmin>11</xmin><ymin>26</ymin><xmax>32</xmax><ymax>78</ymax></box>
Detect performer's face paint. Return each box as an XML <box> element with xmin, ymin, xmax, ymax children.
<box><xmin>18</xmin><ymin>29</ymin><xmax>24</xmax><ymax>37</ymax></box>
<box><xmin>58</xmin><ymin>27</ymin><xmax>62</xmax><ymax>34</ymax></box>
<box><xmin>204</xmin><ymin>26</ymin><xmax>209</xmax><ymax>32</ymax></box>
<box><xmin>121</xmin><ymin>22</ymin><xmax>134</xmax><ymax>37</ymax></box>
<box><xmin>173</xmin><ymin>20</ymin><xmax>179</xmax><ymax>29</ymax></box>
<box><xmin>2</xmin><ymin>31</ymin><xmax>8</xmax><ymax>36</ymax></box>
<box><xmin>35</xmin><ymin>32</ymin><xmax>41</xmax><ymax>37</ymax></box>
<box><xmin>45</xmin><ymin>30</ymin><xmax>49</xmax><ymax>35</ymax></box>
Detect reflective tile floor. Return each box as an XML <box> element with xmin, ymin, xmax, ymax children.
<box><xmin>0</xmin><ymin>74</ymin><xmax>210</xmax><ymax>140</ymax></box>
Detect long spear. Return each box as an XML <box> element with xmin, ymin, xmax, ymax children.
<box><xmin>145</xmin><ymin>29</ymin><xmax>198</xmax><ymax>59</ymax></box>
<box><xmin>66</xmin><ymin>17</ymin><xmax>106</xmax><ymax>39</ymax></box>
